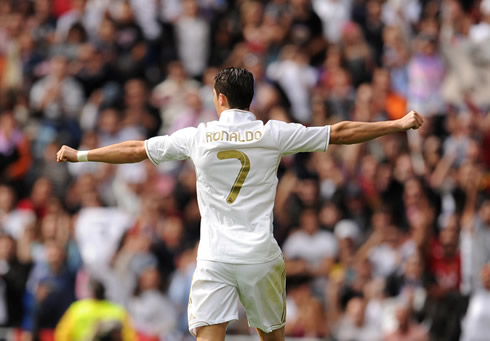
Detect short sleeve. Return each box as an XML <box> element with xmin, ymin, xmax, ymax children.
<box><xmin>271</xmin><ymin>121</ymin><xmax>330</xmax><ymax>155</ymax></box>
<box><xmin>145</xmin><ymin>127</ymin><xmax>196</xmax><ymax>165</ymax></box>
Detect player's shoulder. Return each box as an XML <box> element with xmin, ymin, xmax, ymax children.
<box><xmin>266</xmin><ymin>120</ymin><xmax>304</xmax><ymax>129</ymax></box>
<box><xmin>171</xmin><ymin>125</ymin><xmax>201</xmax><ymax>137</ymax></box>
<box><xmin>265</xmin><ymin>120</ymin><xmax>305</xmax><ymax>136</ymax></box>
<box><xmin>265</xmin><ymin>119</ymin><xmax>288</xmax><ymax>127</ymax></box>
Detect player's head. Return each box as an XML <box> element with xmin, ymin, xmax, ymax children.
<box><xmin>213</xmin><ymin>67</ymin><xmax>254</xmax><ymax>112</ymax></box>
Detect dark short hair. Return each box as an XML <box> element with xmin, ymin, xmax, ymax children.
<box><xmin>214</xmin><ymin>67</ymin><xmax>254</xmax><ymax>109</ymax></box>
<box><xmin>89</xmin><ymin>278</ymin><xmax>106</xmax><ymax>300</ymax></box>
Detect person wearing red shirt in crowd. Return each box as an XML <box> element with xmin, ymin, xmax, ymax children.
<box><xmin>428</xmin><ymin>213</ymin><xmax>461</xmax><ymax>293</ymax></box>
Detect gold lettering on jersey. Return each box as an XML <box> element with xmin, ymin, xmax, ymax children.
<box><xmin>245</xmin><ymin>131</ymin><xmax>254</xmax><ymax>141</ymax></box>
<box><xmin>221</xmin><ymin>131</ymin><xmax>229</xmax><ymax>141</ymax></box>
<box><xmin>206</xmin><ymin>130</ymin><xmax>263</xmax><ymax>143</ymax></box>
<box><xmin>238</xmin><ymin>132</ymin><xmax>246</xmax><ymax>142</ymax></box>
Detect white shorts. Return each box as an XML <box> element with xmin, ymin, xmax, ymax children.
<box><xmin>188</xmin><ymin>255</ymin><xmax>286</xmax><ymax>336</ymax></box>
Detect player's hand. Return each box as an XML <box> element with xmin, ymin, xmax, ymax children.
<box><xmin>398</xmin><ymin>110</ymin><xmax>424</xmax><ymax>131</ymax></box>
<box><xmin>56</xmin><ymin>145</ymin><xmax>78</xmax><ymax>163</ymax></box>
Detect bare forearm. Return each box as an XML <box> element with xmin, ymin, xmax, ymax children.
<box><xmin>330</xmin><ymin>110</ymin><xmax>424</xmax><ymax>145</ymax></box>
<box><xmin>87</xmin><ymin>141</ymin><xmax>147</xmax><ymax>163</ymax></box>
<box><xmin>330</xmin><ymin>120</ymin><xmax>402</xmax><ymax>145</ymax></box>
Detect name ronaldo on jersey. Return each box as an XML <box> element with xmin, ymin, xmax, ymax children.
<box><xmin>206</xmin><ymin>130</ymin><xmax>263</xmax><ymax>143</ymax></box>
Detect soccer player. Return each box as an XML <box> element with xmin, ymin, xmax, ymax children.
<box><xmin>57</xmin><ymin>67</ymin><xmax>423</xmax><ymax>341</ymax></box>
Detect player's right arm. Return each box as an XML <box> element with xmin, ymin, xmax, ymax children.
<box><xmin>57</xmin><ymin>127</ymin><xmax>196</xmax><ymax>164</ymax></box>
<box><xmin>56</xmin><ymin>140</ymin><xmax>147</xmax><ymax>164</ymax></box>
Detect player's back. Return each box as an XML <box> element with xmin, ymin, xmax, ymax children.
<box><xmin>192</xmin><ymin>110</ymin><xmax>283</xmax><ymax>264</ymax></box>
<box><xmin>145</xmin><ymin>109</ymin><xmax>330</xmax><ymax>264</ymax></box>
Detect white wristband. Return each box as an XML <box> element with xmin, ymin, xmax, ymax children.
<box><xmin>77</xmin><ymin>151</ymin><xmax>89</xmax><ymax>162</ymax></box>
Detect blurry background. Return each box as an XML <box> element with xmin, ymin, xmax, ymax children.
<box><xmin>0</xmin><ymin>0</ymin><xmax>490</xmax><ymax>340</ymax></box>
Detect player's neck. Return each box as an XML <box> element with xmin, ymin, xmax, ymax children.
<box><xmin>217</xmin><ymin>106</ymin><xmax>250</xmax><ymax>117</ymax></box>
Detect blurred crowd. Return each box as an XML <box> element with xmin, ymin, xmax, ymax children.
<box><xmin>0</xmin><ymin>0</ymin><xmax>490</xmax><ymax>340</ymax></box>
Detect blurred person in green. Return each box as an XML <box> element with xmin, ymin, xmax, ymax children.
<box><xmin>55</xmin><ymin>279</ymin><xmax>136</xmax><ymax>341</ymax></box>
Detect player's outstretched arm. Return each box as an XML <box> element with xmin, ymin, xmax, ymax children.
<box><xmin>330</xmin><ymin>110</ymin><xmax>423</xmax><ymax>145</ymax></box>
<box><xmin>56</xmin><ymin>140</ymin><xmax>148</xmax><ymax>164</ymax></box>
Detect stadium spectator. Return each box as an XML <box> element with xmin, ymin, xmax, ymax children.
<box><xmin>25</xmin><ymin>241</ymin><xmax>76</xmax><ymax>334</ymax></box>
<box><xmin>335</xmin><ymin>296</ymin><xmax>381</xmax><ymax>341</ymax></box>
<box><xmin>151</xmin><ymin>61</ymin><xmax>200</xmax><ymax>133</ymax></box>
<box><xmin>462</xmin><ymin>196</ymin><xmax>490</xmax><ymax>292</ymax></box>
<box><xmin>285</xmin><ymin>276</ymin><xmax>326</xmax><ymax>338</ymax></box>
<box><xmin>174</xmin><ymin>0</ymin><xmax>210</xmax><ymax>79</ymax></box>
<box><xmin>267</xmin><ymin>45</ymin><xmax>317</xmax><ymax>123</ymax></box>
<box><xmin>55</xmin><ymin>279</ymin><xmax>136</xmax><ymax>341</ymax></box>
<box><xmin>30</xmin><ymin>55</ymin><xmax>84</xmax><ymax>121</ymax></box>
<box><xmin>461</xmin><ymin>262</ymin><xmax>490</xmax><ymax>341</ymax></box>
<box><xmin>0</xmin><ymin>184</ymin><xmax>36</xmax><ymax>240</ymax></box>
<box><xmin>128</xmin><ymin>265</ymin><xmax>177</xmax><ymax>340</ymax></box>
<box><xmin>0</xmin><ymin>234</ymin><xmax>31</xmax><ymax>328</ymax></box>
<box><xmin>383</xmin><ymin>299</ymin><xmax>429</xmax><ymax>341</ymax></box>
<box><xmin>283</xmin><ymin>208</ymin><xmax>338</xmax><ymax>278</ymax></box>
<box><xmin>0</xmin><ymin>112</ymin><xmax>32</xmax><ymax>190</ymax></box>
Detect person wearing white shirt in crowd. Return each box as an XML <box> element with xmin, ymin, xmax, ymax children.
<box><xmin>175</xmin><ymin>0</ymin><xmax>210</xmax><ymax>78</ymax></box>
<box><xmin>267</xmin><ymin>46</ymin><xmax>317</xmax><ymax>123</ymax></box>
<box><xmin>0</xmin><ymin>184</ymin><xmax>36</xmax><ymax>240</ymax></box>
<box><xmin>312</xmin><ymin>0</ymin><xmax>352</xmax><ymax>44</ymax></box>
<box><xmin>461</xmin><ymin>263</ymin><xmax>490</xmax><ymax>341</ymax></box>
<box><xmin>30</xmin><ymin>56</ymin><xmax>84</xmax><ymax>121</ymax></box>
<box><xmin>283</xmin><ymin>208</ymin><xmax>338</xmax><ymax>277</ymax></box>
<box><xmin>56</xmin><ymin>67</ymin><xmax>423</xmax><ymax>341</ymax></box>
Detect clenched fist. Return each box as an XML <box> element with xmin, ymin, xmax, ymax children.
<box><xmin>56</xmin><ymin>145</ymin><xmax>79</xmax><ymax>162</ymax></box>
<box><xmin>398</xmin><ymin>110</ymin><xmax>424</xmax><ymax>131</ymax></box>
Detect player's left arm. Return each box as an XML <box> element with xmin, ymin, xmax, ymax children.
<box><xmin>330</xmin><ymin>110</ymin><xmax>423</xmax><ymax>145</ymax></box>
<box><xmin>56</xmin><ymin>140</ymin><xmax>147</xmax><ymax>164</ymax></box>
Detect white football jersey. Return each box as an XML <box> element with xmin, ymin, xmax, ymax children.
<box><xmin>145</xmin><ymin>109</ymin><xmax>331</xmax><ymax>264</ymax></box>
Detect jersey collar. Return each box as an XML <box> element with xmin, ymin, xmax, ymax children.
<box><xmin>219</xmin><ymin>109</ymin><xmax>256</xmax><ymax>123</ymax></box>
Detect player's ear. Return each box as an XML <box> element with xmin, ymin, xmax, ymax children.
<box><xmin>218</xmin><ymin>93</ymin><xmax>228</xmax><ymax>107</ymax></box>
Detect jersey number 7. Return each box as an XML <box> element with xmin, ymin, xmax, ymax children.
<box><xmin>217</xmin><ymin>150</ymin><xmax>250</xmax><ymax>204</ymax></box>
